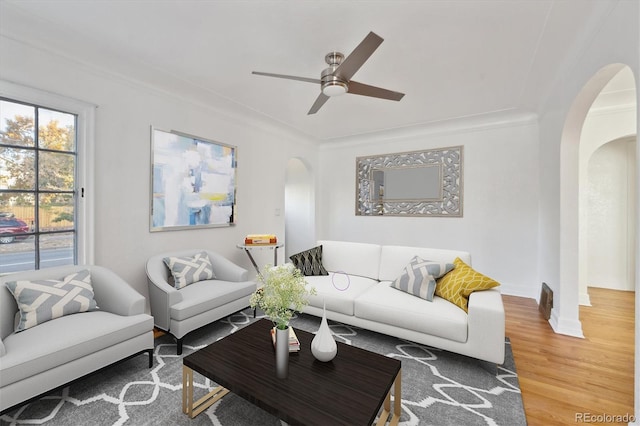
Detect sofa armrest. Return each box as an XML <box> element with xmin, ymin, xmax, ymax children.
<box><xmin>89</xmin><ymin>266</ymin><xmax>146</xmax><ymax>316</ymax></box>
<box><xmin>466</xmin><ymin>288</ymin><xmax>505</xmax><ymax>364</ymax></box>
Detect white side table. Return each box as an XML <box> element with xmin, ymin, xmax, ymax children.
<box><xmin>236</xmin><ymin>243</ymin><xmax>284</xmax><ymax>275</ymax></box>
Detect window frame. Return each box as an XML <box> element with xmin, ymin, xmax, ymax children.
<box><xmin>0</xmin><ymin>80</ymin><xmax>95</xmax><ymax>268</ymax></box>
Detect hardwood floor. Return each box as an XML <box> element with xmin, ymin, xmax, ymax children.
<box><xmin>504</xmin><ymin>287</ymin><xmax>635</xmax><ymax>425</ymax></box>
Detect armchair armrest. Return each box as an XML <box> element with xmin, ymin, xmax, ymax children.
<box><xmin>89</xmin><ymin>266</ymin><xmax>146</xmax><ymax>316</ymax></box>
<box><xmin>145</xmin><ymin>255</ymin><xmax>183</xmax><ymax>331</ymax></box>
<box><xmin>206</xmin><ymin>251</ymin><xmax>249</xmax><ymax>282</ymax></box>
<box><xmin>0</xmin><ymin>265</ymin><xmax>145</xmax><ymax>322</ymax></box>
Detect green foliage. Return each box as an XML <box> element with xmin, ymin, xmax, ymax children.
<box><xmin>52</xmin><ymin>212</ymin><xmax>74</xmax><ymax>223</ymax></box>
<box><xmin>0</xmin><ymin>115</ymin><xmax>75</xmax><ymax>206</ymax></box>
<box><xmin>250</xmin><ymin>264</ymin><xmax>316</xmax><ymax>330</ymax></box>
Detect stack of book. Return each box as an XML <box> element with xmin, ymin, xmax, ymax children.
<box><xmin>270</xmin><ymin>327</ymin><xmax>300</xmax><ymax>352</ymax></box>
<box><xmin>245</xmin><ymin>234</ymin><xmax>278</xmax><ymax>245</ymax></box>
<box><xmin>244</xmin><ymin>234</ymin><xmax>278</xmax><ymax>246</ymax></box>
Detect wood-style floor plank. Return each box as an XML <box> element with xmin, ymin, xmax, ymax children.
<box><xmin>504</xmin><ymin>287</ymin><xmax>635</xmax><ymax>426</ymax></box>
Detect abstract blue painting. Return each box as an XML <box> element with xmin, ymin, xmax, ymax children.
<box><xmin>150</xmin><ymin>128</ymin><xmax>236</xmax><ymax>231</ymax></box>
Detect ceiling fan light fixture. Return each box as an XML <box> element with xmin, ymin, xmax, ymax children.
<box><xmin>322</xmin><ymin>81</ymin><xmax>348</xmax><ymax>96</ymax></box>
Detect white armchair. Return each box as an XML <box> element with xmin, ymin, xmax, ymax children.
<box><xmin>0</xmin><ymin>265</ymin><xmax>154</xmax><ymax>412</ymax></box>
<box><xmin>145</xmin><ymin>249</ymin><xmax>257</xmax><ymax>354</ymax></box>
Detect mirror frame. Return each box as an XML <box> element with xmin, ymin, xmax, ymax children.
<box><xmin>355</xmin><ymin>145</ymin><xmax>464</xmax><ymax>217</ymax></box>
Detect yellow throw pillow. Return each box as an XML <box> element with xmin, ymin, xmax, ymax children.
<box><xmin>435</xmin><ymin>257</ymin><xmax>499</xmax><ymax>312</ymax></box>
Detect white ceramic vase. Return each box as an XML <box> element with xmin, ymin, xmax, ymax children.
<box><xmin>311</xmin><ymin>303</ymin><xmax>337</xmax><ymax>362</ymax></box>
<box><xmin>275</xmin><ymin>326</ymin><xmax>289</xmax><ymax>378</ymax></box>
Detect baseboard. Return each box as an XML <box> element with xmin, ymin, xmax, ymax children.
<box><xmin>499</xmin><ymin>283</ymin><xmax>538</xmax><ymax>299</ymax></box>
<box><xmin>549</xmin><ymin>309</ymin><xmax>585</xmax><ymax>338</ymax></box>
<box><xmin>579</xmin><ymin>291</ymin><xmax>592</xmax><ymax>306</ymax></box>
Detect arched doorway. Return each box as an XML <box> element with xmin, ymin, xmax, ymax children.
<box><xmin>558</xmin><ymin>62</ymin><xmax>637</xmax><ymax>425</ymax></box>
<box><xmin>554</xmin><ymin>63</ymin><xmax>636</xmax><ymax>338</ymax></box>
<box><xmin>284</xmin><ymin>157</ymin><xmax>315</xmax><ymax>259</ymax></box>
<box><xmin>585</xmin><ymin>136</ymin><xmax>636</xmax><ymax>293</ymax></box>
<box><xmin>578</xmin><ymin>67</ymin><xmax>638</xmax><ymax>305</ymax></box>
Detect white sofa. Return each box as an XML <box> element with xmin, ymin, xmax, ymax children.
<box><xmin>300</xmin><ymin>240</ymin><xmax>505</xmax><ymax>364</ymax></box>
<box><xmin>0</xmin><ymin>265</ymin><xmax>154</xmax><ymax>413</ymax></box>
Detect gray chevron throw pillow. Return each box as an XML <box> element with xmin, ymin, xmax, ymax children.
<box><xmin>391</xmin><ymin>256</ymin><xmax>454</xmax><ymax>301</ymax></box>
<box><xmin>5</xmin><ymin>269</ymin><xmax>99</xmax><ymax>332</ymax></box>
<box><xmin>163</xmin><ymin>251</ymin><xmax>215</xmax><ymax>289</ymax></box>
<box><xmin>289</xmin><ymin>245</ymin><xmax>329</xmax><ymax>276</ymax></box>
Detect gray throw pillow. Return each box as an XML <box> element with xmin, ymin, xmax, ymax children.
<box><xmin>5</xmin><ymin>269</ymin><xmax>99</xmax><ymax>332</ymax></box>
<box><xmin>391</xmin><ymin>256</ymin><xmax>454</xmax><ymax>301</ymax></box>
<box><xmin>289</xmin><ymin>245</ymin><xmax>329</xmax><ymax>276</ymax></box>
<box><xmin>163</xmin><ymin>251</ymin><xmax>215</xmax><ymax>289</ymax></box>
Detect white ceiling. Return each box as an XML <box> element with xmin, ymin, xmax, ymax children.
<box><xmin>0</xmin><ymin>0</ymin><xmax>632</xmax><ymax>142</ymax></box>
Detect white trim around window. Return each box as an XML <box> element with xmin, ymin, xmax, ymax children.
<box><xmin>0</xmin><ymin>79</ymin><xmax>96</xmax><ymax>265</ymax></box>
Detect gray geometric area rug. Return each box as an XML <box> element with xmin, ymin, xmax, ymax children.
<box><xmin>1</xmin><ymin>309</ymin><xmax>526</xmax><ymax>426</ymax></box>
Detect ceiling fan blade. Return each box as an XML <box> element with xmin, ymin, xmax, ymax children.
<box><xmin>308</xmin><ymin>93</ymin><xmax>330</xmax><ymax>115</ymax></box>
<box><xmin>252</xmin><ymin>71</ymin><xmax>320</xmax><ymax>84</ymax></box>
<box><xmin>334</xmin><ymin>32</ymin><xmax>384</xmax><ymax>81</ymax></box>
<box><xmin>348</xmin><ymin>81</ymin><xmax>405</xmax><ymax>101</ymax></box>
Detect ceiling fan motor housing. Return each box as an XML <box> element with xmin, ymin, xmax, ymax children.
<box><xmin>321</xmin><ymin>51</ymin><xmax>348</xmax><ymax>96</ymax></box>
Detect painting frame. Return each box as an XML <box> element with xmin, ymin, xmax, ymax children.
<box><xmin>150</xmin><ymin>127</ymin><xmax>237</xmax><ymax>232</ymax></box>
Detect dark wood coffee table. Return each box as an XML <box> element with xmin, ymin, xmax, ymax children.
<box><xmin>182</xmin><ymin>319</ymin><xmax>402</xmax><ymax>425</ymax></box>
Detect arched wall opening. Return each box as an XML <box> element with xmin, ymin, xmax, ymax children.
<box><xmin>554</xmin><ymin>63</ymin><xmax>634</xmax><ymax>338</ymax></box>
<box><xmin>558</xmin><ymin>63</ymin><xmax>637</xmax><ymax>424</ymax></box>
<box><xmin>284</xmin><ymin>157</ymin><xmax>315</xmax><ymax>259</ymax></box>
<box><xmin>578</xmin><ymin>66</ymin><xmax>638</xmax><ymax>304</ymax></box>
<box><xmin>584</xmin><ymin>136</ymin><xmax>636</xmax><ymax>293</ymax></box>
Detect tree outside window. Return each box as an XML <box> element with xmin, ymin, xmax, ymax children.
<box><xmin>0</xmin><ymin>98</ymin><xmax>77</xmax><ymax>273</ymax></box>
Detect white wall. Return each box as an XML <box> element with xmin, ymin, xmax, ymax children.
<box><xmin>0</xmin><ymin>35</ymin><xmax>318</xmax><ymax>300</ymax></box>
<box><xmin>587</xmin><ymin>138</ymin><xmax>636</xmax><ymax>291</ymax></box>
<box><xmin>285</xmin><ymin>157</ymin><xmax>316</xmax><ymax>259</ymax></box>
<box><xmin>317</xmin><ymin>112</ymin><xmax>540</xmax><ymax>298</ymax></box>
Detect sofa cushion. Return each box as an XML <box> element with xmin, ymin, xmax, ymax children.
<box><xmin>163</xmin><ymin>251</ymin><xmax>215</xmax><ymax>289</ymax></box>
<box><xmin>391</xmin><ymin>256</ymin><xmax>454</xmax><ymax>301</ymax></box>
<box><xmin>170</xmin><ymin>279</ymin><xmax>256</xmax><ymax>320</ymax></box>
<box><xmin>5</xmin><ymin>269</ymin><xmax>99</xmax><ymax>332</ymax></box>
<box><xmin>289</xmin><ymin>245</ymin><xmax>328</xmax><ymax>276</ymax></box>
<box><xmin>304</xmin><ymin>274</ymin><xmax>378</xmax><ymax>316</ymax></box>
<box><xmin>0</xmin><ymin>311</ymin><xmax>152</xmax><ymax>387</ymax></box>
<box><xmin>317</xmin><ymin>240</ymin><xmax>381</xmax><ymax>280</ymax></box>
<box><xmin>435</xmin><ymin>257</ymin><xmax>500</xmax><ymax>312</ymax></box>
<box><xmin>355</xmin><ymin>282</ymin><xmax>468</xmax><ymax>343</ymax></box>
<box><xmin>378</xmin><ymin>245</ymin><xmax>471</xmax><ymax>282</ymax></box>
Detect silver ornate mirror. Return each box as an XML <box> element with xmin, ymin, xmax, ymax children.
<box><xmin>356</xmin><ymin>146</ymin><xmax>463</xmax><ymax>217</ymax></box>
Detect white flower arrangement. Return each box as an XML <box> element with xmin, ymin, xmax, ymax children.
<box><xmin>250</xmin><ymin>263</ymin><xmax>316</xmax><ymax>330</ymax></box>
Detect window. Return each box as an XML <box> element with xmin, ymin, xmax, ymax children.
<box><xmin>0</xmin><ymin>82</ymin><xmax>94</xmax><ymax>274</ymax></box>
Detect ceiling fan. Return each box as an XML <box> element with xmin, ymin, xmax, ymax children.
<box><xmin>252</xmin><ymin>31</ymin><xmax>405</xmax><ymax>115</ymax></box>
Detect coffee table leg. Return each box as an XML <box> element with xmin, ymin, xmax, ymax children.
<box><xmin>391</xmin><ymin>368</ymin><xmax>402</xmax><ymax>425</ymax></box>
<box><xmin>182</xmin><ymin>365</ymin><xmax>231</xmax><ymax>418</ymax></box>
<box><xmin>183</xmin><ymin>366</ymin><xmax>193</xmax><ymax>416</ymax></box>
<box><xmin>376</xmin><ymin>368</ymin><xmax>402</xmax><ymax>426</ymax></box>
